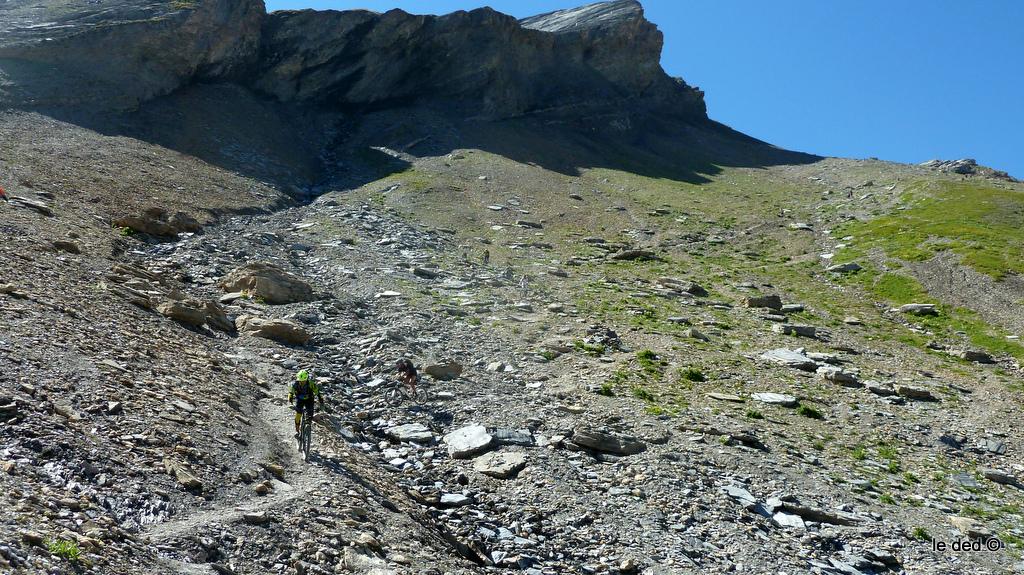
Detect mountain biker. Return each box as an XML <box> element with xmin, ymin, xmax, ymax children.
<box><xmin>396</xmin><ymin>359</ymin><xmax>418</xmax><ymax>396</ymax></box>
<box><xmin>289</xmin><ymin>370</ymin><xmax>323</xmax><ymax>438</ymax></box>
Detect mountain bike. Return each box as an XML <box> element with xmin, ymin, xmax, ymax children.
<box><xmin>382</xmin><ymin>378</ymin><xmax>424</xmax><ymax>406</ymax></box>
<box><xmin>296</xmin><ymin>407</ymin><xmax>313</xmax><ymax>461</ymax></box>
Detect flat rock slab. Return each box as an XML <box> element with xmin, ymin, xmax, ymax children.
<box><xmin>721</xmin><ymin>484</ymin><xmax>757</xmax><ymax>509</ymax></box>
<box><xmin>439</xmin><ymin>493</ymin><xmax>472</xmax><ymax>507</ymax></box>
<box><xmin>571</xmin><ymin>427</ymin><xmax>646</xmax><ymax>455</ymax></box>
<box><xmin>826</xmin><ymin>262</ymin><xmax>862</xmax><ymax>273</ymax></box>
<box><xmin>707</xmin><ymin>392</ymin><xmax>743</xmax><ymax>403</ymax></box>
<box><xmin>779</xmin><ymin>503</ymin><xmax>864</xmax><ymax>526</ymax></box>
<box><xmin>772</xmin><ymin>511</ymin><xmax>806</xmax><ymax>530</ymax></box>
<box><xmin>242</xmin><ymin>511</ymin><xmax>271</xmax><ymax>525</ymax></box>
<box><xmin>981</xmin><ymin>468</ymin><xmax>1018</xmax><ymax>486</ymax></box>
<box><xmin>897</xmin><ymin>303</ymin><xmax>938</xmax><ymax>316</ymax></box>
<box><xmin>895</xmin><ymin>384</ymin><xmax>938</xmax><ymax>401</ymax></box>
<box><xmin>386</xmin><ymin>423</ymin><xmax>434</xmax><ymax>443</ymax></box>
<box><xmin>473</xmin><ymin>451</ymin><xmax>527</xmax><ymax>479</ymax></box>
<box><xmin>761</xmin><ymin>348</ymin><xmax>818</xmax><ymax>371</ymax></box>
<box><xmin>751</xmin><ymin>393</ymin><xmax>799</xmax><ymax>408</ymax></box>
<box><xmin>491</xmin><ymin>428</ymin><xmax>535</xmax><ymax>447</ymax></box>
<box><xmin>444</xmin><ymin>425</ymin><xmax>495</xmax><ymax>459</ymax></box>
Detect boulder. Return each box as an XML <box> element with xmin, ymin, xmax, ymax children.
<box><xmin>516</xmin><ymin>220</ymin><xmax>543</xmax><ymax>229</ymax></box>
<box><xmin>220</xmin><ymin>262</ymin><xmax>314</xmax><ymax>304</ymax></box>
<box><xmin>571</xmin><ymin>427</ymin><xmax>646</xmax><ymax>455</ymax></box>
<box><xmin>473</xmin><ymin>451</ymin><xmax>527</xmax><ymax>479</ymax></box>
<box><xmin>772</xmin><ymin>511</ymin><xmax>806</xmax><ymax>530</ymax></box>
<box><xmin>684</xmin><ymin>327</ymin><xmax>710</xmax><ymax>342</ymax></box>
<box><xmin>895</xmin><ymin>384</ymin><xmax>937</xmax><ymax>401</ymax></box>
<box><xmin>203</xmin><ymin>301</ymin><xmax>235</xmax><ymax>332</ymax></box>
<box><xmin>865</xmin><ymin>381</ymin><xmax>895</xmax><ymax>396</ymax></box>
<box><xmin>826</xmin><ymin>262</ymin><xmax>862</xmax><ymax>273</ymax></box>
<box><xmin>242</xmin><ymin>511</ymin><xmax>271</xmax><ymax>525</ymax></box>
<box><xmin>817</xmin><ymin>366</ymin><xmax>861</xmax><ymax>387</ymax></box>
<box><xmin>772</xmin><ymin>324</ymin><xmax>816</xmax><ymax>338</ymax></box>
<box><xmin>157</xmin><ymin>299</ymin><xmax>208</xmax><ymax>327</ymax></box>
<box><xmin>236</xmin><ymin>316</ymin><xmax>311</xmax><ymax>345</ymax></box>
<box><xmin>745</xmin><ymin>294</ymin><xmax>782</xmax><ymax>310</ymax></box>
<box><xmin>114</xmin><ymin>207</ymin><xmax>200</xmax><ymax>236</ymax></box>
<box><xmin>611</xmin><ymin>249</ymin><xmax>658</xmax><ymax>261</ymax></box>
<box><xmin>423</xmin><ymin>362</ymin><xmax>463</xmax><ymax>381</ymax></box>
<box><xmin>52</xmin><ymin>240</ymin><xmax>81</xmax><ymax>254</ymax></box>
<box><xmin>721</xmin><ymin>484</ymin><xmax>757</xmax><ymax>509</ymax></box>
<box><xmin>955</xmin><ymin>349</ymin><xmax>995</xmax><ymax>363</ymax></box>
<box><xmin>949</xmin><ymin>516</ymin><xmax>993</xmax><ymax>540</ymax></box>
<box><xmin>657</xmin><ymin>277</ymin><xmax>708</xmax><ymax>296</ymax></box>
<box><xmin>386</xmin><ymin>423</ymin><xmax>434</xmax><ymax>444</ymax></box>
<box><xmin>981</xmin><ymin>468</ymin><xmax>1018</xmax><ymax>486</ymax></box>
<box><xmin>444</xmin><ymin>425</ymin><xmax>495</xmax><ymax>459</ymax></box>
<box><xmin>897</xmin><ymin>303</ymin><xmax>938</xmax><ymax>316</ymax></box>
<box><xmin>163</xmin><ymin>458</ymin><xmax>203</xmax><ymax>491</ymax></box>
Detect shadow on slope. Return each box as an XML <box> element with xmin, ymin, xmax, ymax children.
<box><xmin>40</xmin><ymin>83</ymin><xmax>820</xmax><ymax>199</ymax></box>
<box><xmin>40</xmin><ymin>83</ymin><xmax>344</xmax><ymax>195</ymax></box>
<box><xmin>324</xmin><ymin>104</ymin><xmax>821</xmax><ymax>190</ymax></box>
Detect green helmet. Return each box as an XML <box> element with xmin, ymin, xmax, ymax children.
<box><xmin>296</xmin><ymin>370</ymin><xmax>310</xmax><ymax>382</ymax></box>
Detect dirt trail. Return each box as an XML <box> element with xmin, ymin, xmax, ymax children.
<box><xmin>146</xmin><ymin>398</ymin><xmax>321</xmax><ymax>542</ymax></box>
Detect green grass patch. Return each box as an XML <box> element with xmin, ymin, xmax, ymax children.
<box><xmin>47</xmin><ymin>539</ymin><xmax>81</xmax><ymax>562</ymax></box>
<box><xmin>631</xmin><ymin>386</ymin><xmax>656</xmax><ymax>402</ymax></box>
<box><xmin>870</xmin><ymin>272</ymin><xmax>933</xmax><ymax>305</ymax></box>
<box><xmin>636</xmin><ymin>349</ymin><xmax>667</xmax><ymax>380</ymax></box>
<box><xmin>680</xmin><ymin>367</ymin><xmax>706</xmax><ymax>382</ymax></box>
<box><xmin>796</xmin><ymin>404</ymin><xmax>823</xmax><ymax>419</ymax></box>
<box><xmin>573</xmin><ymin>340</ymin><xmax>606</xmax><ymax>357</ymax></box>
<box><xmin>844</xmin><ymin>265</ymin><xmax>1024</xmax><ymax>360</ymax></box>
<box><xmin>836</xmin><ymin>180</ymin><xmax>1024</xmax><ymax>280</ymax></box>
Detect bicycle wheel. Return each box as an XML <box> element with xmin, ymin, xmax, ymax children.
<box><xmin>383</xmin><ymin>387</ymin><xmax>403</xmax><ymax>406</ymax></box>
<box><xmin>302</xmin><ymin>420</ymin><xmax>312</xmax><ymax>461</ymax></box>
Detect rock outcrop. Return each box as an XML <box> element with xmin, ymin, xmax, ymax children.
<box><xmin>219</xmin><ymin>262</ymin><xmax>314</xmax><ymax>304</ymax></box>
<box><xmin>257</xmin><ymin>0</ymin><xmax>704</xmax><ymax>118</ymax></box>
<box><xmin>0</xmin><ymin>0</ymin><xmax>706</xmax><ymax>120</ymax></box>
<box><xmin>0</xmin><ymin>0</ymin><xmax>264</xmax><ymax>109</ymax></box>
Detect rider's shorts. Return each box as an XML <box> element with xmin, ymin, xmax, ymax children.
<box><xmin>295</xmin><ymin>396</ymin><xmax>315</xmax><ymax>415</ymax></box>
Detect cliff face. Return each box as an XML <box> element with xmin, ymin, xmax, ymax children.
<box><xmin>0</xmin><ymin>0</ymin><xmax>265</xmax><ymax>109</ymax></box>
<box><xmin>0</xmin><ymin>0</ymin><xmax>706</xmax><ymax>120</ymax></box>
<box><xmin>256</xmin><ymin>0</ymin><xmax>705</xmax><ymax>118</ymax></box>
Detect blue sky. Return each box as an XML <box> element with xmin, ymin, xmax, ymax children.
<box><xmin>265</xmin><ymin>0</ymin><xmax>1024</xmax><ymax>177</ymax></box>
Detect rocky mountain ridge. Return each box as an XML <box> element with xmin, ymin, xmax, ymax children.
<box><xmin>0</xmin><ymin>0</ymin><xmax>705</xmax><ymax>119</ymax></box>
